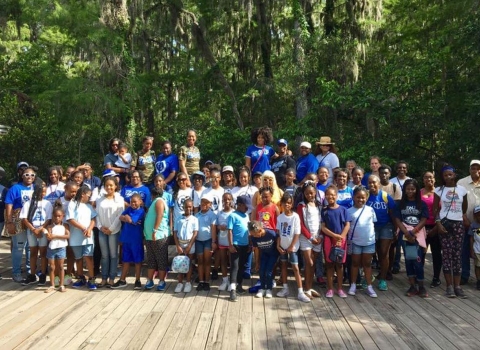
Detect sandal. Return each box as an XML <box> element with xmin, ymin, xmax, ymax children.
<box><xmin>309</xmin><ymin>289</ymin><xmax>321</xmax><ymax>297</ymax></box>
<box><xmin>44</xmin><ymin>286</ymin><xmax>56</xmax><ymax>293</ymax></box>
<box><xmin>58</xmin><ymin>286</ymin><xmax>66</xmax><ymax>293</ymax></box>
<box><xmin>96</xmin><ymin>280</ymin><xmax>108</xmax><ymax>288</ymax></box>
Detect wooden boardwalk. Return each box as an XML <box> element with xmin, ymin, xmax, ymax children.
<box><xmin>0</xmin><ymin>237</ymin><xmax>479</xmax><ymax>350</ymax></box>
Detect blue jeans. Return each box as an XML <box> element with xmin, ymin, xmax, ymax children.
<box><xmin>98</xmin><ymin>231</ymin><xmax>119</xmax><ymax>280</ymax></box>
<box><xmin>461</xmin><ymin>231</ymin><xmax>471</xmax><ymax>279</ymax></box>
<box><xmin>315</xmin><ymin>249</ymin><xmax>324</xmax><ymax>278</ymax></box>
<box><xmin>404</xmin><ymin>243</ymin><xmax>425</xmax><ymax>281</ymax></box>
<box><xmin>11</xmin><ymin>231</ymin><xmax>28</xmax><ymax>275</ymax></box>
<box><xmin>394</xmin><ymin>233</ymin><xmax>406</xmax><ymax>270</ymax></box>
<box><xmin>259</xmin><ymin>250</ymin><xmax>279</xmax><ymax>290</ymax></box>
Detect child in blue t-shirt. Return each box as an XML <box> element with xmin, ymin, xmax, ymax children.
<box><xmin>194</xmin><ymin>193</ymin><xmax>217</xmax><ymax>292</ymax></box>
<box><xmin>114</xmin><ymin>194</ymin><xmax>145</xmax><ymax>289</ymax></box>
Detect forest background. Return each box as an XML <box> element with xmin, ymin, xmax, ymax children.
<box><xmin>1</xmin><ymin>0</ymin><xmax>479</xmax><ymax>182</ymax></box>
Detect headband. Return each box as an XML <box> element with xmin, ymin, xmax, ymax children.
<box><xmin>441</xmin><ymin>165</ymin><xmax>455</xmax><ymax>173</ymax></box>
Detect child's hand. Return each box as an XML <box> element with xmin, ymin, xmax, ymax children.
<box><xmin>176</xmin><ymin>245</ymin><xmax>184</xmax><ymax>254</ymax></box>
<box><xmin>84</xmin><ymin>228</ymin><xmax>92</xmax><ymax>237</ymax></box>
<box><xmin>228</xmin><ymin>245</ymin><xmax>237</xmax><ymax>253</ymax></box>
<box><xmin>277</xmin><ymin>246</ymin><xmax>286</xmax><ymax>254</ymax></box>
<box><xmin>211</xmin><ymin>242</ymin><xmax>217</xmax><ymax>252</ymax></box>
<box><xmin>124</xmin><ymin>215</ymin><xmax>133</xmax><ymax>224</ymax></box>
<box><xmin>287</xmin><ymin>245</ymin><xmax>295</xmax><ymax>253</ymax></box>
<box><xmin>185</xmin><ymin>246</ymin><xmax>191</xmax><ymax>255</ymax></box>
<box><xmin>46</xmin><ymin>232</ymin><xmax>53</xmax><ymax>241</ymax></box>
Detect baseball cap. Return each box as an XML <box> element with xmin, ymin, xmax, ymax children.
<box><xmin>300</xmin><ymin>141</ymin><xmax>311</xmax><ymax>149</ymax></box>
<box><xmin>102</xmin><ymin>169</ymin><xmax>118</xmax><ymax>178</ymax></box>
<box><xmin>236</xmin><ymin>195</ymin><xmax>252</xmax><ymax>207</ymax></box>
<box><xmin>470</xmin><ymin>160</ymin><xmax>480</xmax><ymax>167</ymax></box>
<box><xmin>201</xmin><ymin>192</ymin><xmax>213</xmax><ymax>202</ymax></box>
<box><xmin>222</xmin><ymin>165</ymin><xmax>234</xmax><ymax>173</ymax></box>
<box><xmin>17</xmin><ymin>161</ymin><xmax>29</xmax><ymax>170</ymax></box>
<box><xmin>204</xmin><ymin>160</ymin><xmax>214</xmax><ymax>166</ymax></box>
<box><xmin>277</xmin><ymin>138</ymin><xmax>288</xmax><ymax>146</ymax></box>
<box><xmin>191</xmin><ymin>171</ymin><xmax>206</xmax><ymax>182</ymax></box>
<box><xmin>253</xmin><ymin>171</ymin><xmax>263</xmax><ymax>177</ymax></box>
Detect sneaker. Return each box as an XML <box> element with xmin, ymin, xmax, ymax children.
<box><xmin>242</xmin><ymin>272</ymin><xmax>252</xmax><ymax>279</ymax></box>
<box><xmin>54</xmin><ymin>276</ymin><xmax>60</xmax><ymax>287</ymax></box>
<box><xmin>196</xmin><ymin>282</ymin><xmax>204</xmax><ymax>291</ymax></box>
<box><xmin>236</xmin><ymin>285</ymin><xmax>247</xmax><ymax>294</ymax></box>
<box><xmin>406</xmin><ymin>285</ymin><xmax>418</xmax><ymax>297</ymax></box>
<box><xmin>87</xmin><ymin>280</ymin><xmax>97</xmax><ymax>290</ymax></box>
<box><xmin>218</xmin><ymin>279</ymin><xmax>229</xmax><ymax>291</ymax></box>
<box><xmin>476</xmin><ymin>280</ymin><xmax>480</xmax><ymax>291</ymax></box>
<box><xmin>445</xmin><ymin>285</ymin><xmax>456</xmax><ymax>298</ymax></box>
<box><xmin>203</xmin><ymin>282</ymin><xmax>211</xmax><ymax>291</ymax></box>
<box><xmin>157</xmin><ymin>280</ymin><xmax>166</xmax><ymax>291</ymax></box>
<box><xmin>175</xmin><ymin>283</ymin><xmax>184</xmax><ymax>293</ymax></box>
<box><xmin>21</xmin><ymin>274</ymin><xmax>37</xmax><ymax>286</ymax></box>
<box><xmin>454</xmin><ymin>287</ymin><xmax>467</xmax><ymax>299</ymax></box>
<box><xmin>378</xmin><ymin>279</ymin><xmax>388</xmax><ymax>291</ymax></box>
<box><xmin>272</xmin><ymin>280</ymin><xmax>277</xmax><ymax>288</ymax></box>
<box><xmin>229</xmin><ymin>289</ymin><xmax>238</xmax><ymax>302</ymax></box>
<box><xmin>211</xmin><ymin>269</ymin><xmax>219</xmax><ymax>280</ymax></box>
<box><xmin>392</xmin><ymin>267</ymin><xmax>400</xmax><ymax>274</ymax></box>
<box><xmin>12</xmin><ymin>273</ymin><xmax>23</xmax><ymax>283</ymax></box>
<box><xmin>348</xmin><ymin>284</ymin><xmax>356</xmax><ymax>296</ymax></box>
<box><xmin>298</xmin><ymin>292</ymin><xmax>311</xmax><ymax>303</ymax></box>
<box><xmin>325</xmin><ymin>289</ymin><xmax>334</xmax><ymax>298</ymax></box>
<box><xmin>418</xmin><ymin>286</ymin><xmax>428</xmax><ymax>298</ymax></box>
<box><xmin>366</xmin><ymin>285</ymin><xmax>377</xmax><ymax>298</ymax></box>
<box><xmin>277</xmin><ymin>287</ymin><xmax>290</xmax><ymax>297</ymax></box>
<box><xmin>337</xmin><ymin>289</ymin><xmax>347</xmax><ymax>298</ymax></box>
<box><xmin>38</xmin><ymin>273</ymin><xmax>47</xmax><ymax>286</ymax></box>
<box><xmin>184</xmin><ymin>282</ymin><xmax>192</xmax><ymax>293</ymax></box>
<box><xmin>64</xmin><ymin>274</ymin><xmax>73</xmax><ymax>285</ymax></box>
<box><xmin>72</xmin><ymin>277</ymin><xmax>86</xmax><ymax>288</ymax></box>
<box><xmin>265</xmin><ymin>289</ymin><xmax>273</xmax><ymax>298</ymax></box>
<box><xmin>460</xmin><ymin>277</ymin><xmax>469</xmax><ymax>285</ymax></box>
<box><xmin>111</xmin><ymin>280</ymin><xmax>127</xmax><ymax>289</ymax></box>
<box><xmin>144</xmin><ymin>280</ymin><xmax>154</xmax><ymax>290</ymax></box>
<box><xmin>430</xmin><ymin>278</ymin><xmax>441</xmax><ymax>288</ymax></box>
<box><xmin>134</xmin><ymin>280</ymin><xmax>142</xmax><ymax>290</ymax></box>
<box><xmin>255</xmin><ymin>289</ymin><xmax>265</xmax><ymax>298</ymax></box>
<box><xmin>316</xmin><ymin>276</ymin><xmax>326</xmax><ymax>287</ymax></box>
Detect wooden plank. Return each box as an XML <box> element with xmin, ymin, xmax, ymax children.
<box><xmin>263</xmin><ymin>295</ymin><xmax>284</xmax><ymax>349</ymax></box>
<box><xmin>237</xmin><ymin>287</ymin><xmax>253</xmax><ymax>349</ymax></box>
<box><xmin>204</xmin><ymin>293</ymin><xmax>229</xmax><ymax>350</ymax></box>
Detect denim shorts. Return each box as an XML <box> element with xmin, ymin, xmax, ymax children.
<box><xmin>71</xmin><ymin>244</ymin><xmax>94</xmax><ymax>259</ymax></box>
<box><xmin>27</xmin><ymin>229</ymin><xmax>48</xmax><ymax>247</ymax></box>
<box><xmin>47</xmin><ymin>247</ymin><xmax>67</xmax><ymax>260</ymax></box>
<box><xmin>351</xmin><ymin>243</ymin><xmax>376</xmax><ymax>255</ymax></box>
<box><xmin>279</xmin><ymin>251</ymin><xmax>299</xmax><ymax>264</ymax></box>
<box><xmin>375</xmin><ymin>222</ymin><xmax>394</xmax><ymax>240</ymax></box>
<box><xmin>195</xmin><ymin>239</ymin><xmax>212</xmax><ymax>254</ymax></box>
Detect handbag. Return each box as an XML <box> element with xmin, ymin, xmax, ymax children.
<box><xmin>11</xmin><ymin>208</ymin><xmax>26</xmax><ymax>236</ymax></box>
<box><xmin>404</xmin><ymin>243</ymin><xmax>418</xmax><ymax>260</ymax></box>
<box><xmin>329</xmin><ymin>246</ymin><xmax>346</xmax><ymax>263</ymax></box>
<box><xmin>171</xmin><ymin>255</ymin><xmax>190</xmax><ymax>274</ymax></box>
<box><xmin>347</xmin><ymin>206</ymin><xmax>365</xmax><ymax>255</ymax></box>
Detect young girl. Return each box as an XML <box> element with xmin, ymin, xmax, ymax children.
<box><xmin>231</xmin><ymin>167</ymin><xmax>258</xmax><ymax>213</ymax></box>
<box><xmin>297</xmin><ymin>182</ymin><xmax>323</xmax><ymax>298</ymax></box>
<box><xmin>96</xmin><ymin>176</ymin><xmax>124</xmax><ymax>288</ymax></box>
<box><xmin>45</xmin><ymin>206</ymin><xmax>70</xmax><ymax>292</ymax></box>
<box><xmin>67</xmin><ymin>185</ymin><xmax>97</xmax><ymax>290</ymax></box>
<box><xmin>45</xmin><ymin>166</ymin><xmax>65</xmax><ymax>205</ymax></box>
<box><xmin>349</xmin><ymin>166</ymin><xmax>364</xmax><ymax>189</ymax></box>
<box><xmin>276</xmin><ymin>193</ymin><xmax>310</xmax><ymax>302</ymax></box>
<box><xmin>216</xmin><ymin>193</ymin><xmax>235</xmax><ymax>291</ymax></box>
<box><xmin>173</xmin><ymin>199</ymin><xmax>198</xmax><ymax>293</ymax></box>
<box><xmin>347</xmin><ymin>186</ymin><xmax>378</xmax><ymax>297</ymax></box>
<box><xmin>203</xmin><ymin>169</ymin><xmax>225</xmax><ymax>214</ymax></box>
<box><xmin>191</xmin><ymin>171</ymin><xmax>206</xmax><ymax>214</ymax></box>
<box><xmin>322</xmin><ymin>186</ymin><xmax>351</xmax><ymax>298</ymax></box>
<box><xmin>173</xmin><ymin>172</ymin><xmax>194</xmax><ymax>224</ymax></box>
<box><xmin>20</xmin><ymin>182</ymin><xmax>53</xmax><ymax>285</ymax></box>
<box><xmin>282</xmin><ymin>168</ymin><xmax>299</xmax><ymax>198</ymax></box>
<box><xmin>335</xmin><ymin>169</ymin><xmax>354</xmax><ymax>209</ymax></box>
<box><xmin>317</xmin><ymin>167</ymin><xmax>330</xmax><ymax>192</ymax></box>
<box><xmin>195</xmin><ymin>193</ymin><xmax>217</xmax><ymax>291</ymax></box>
<box><xmin>395</xmin><ymin>179</ymin><xmax>429</xmax><ymax>297</ymax></box>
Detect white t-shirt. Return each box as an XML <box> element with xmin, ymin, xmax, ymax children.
<box><xmin>216</xmin><ymin>209</ymin><xmax>234</xmax><ymax>247</ymax></box>
<box><xmin>390</xmin><ymin>177</ymin><xmax>411</xmax><ymax>192</ymax></box>
<box><xmin>20</xmin><ymin>199</ymin><xmax>53</xmax><ymax>228</ymax></box>
<box><xmin>115</xmin><ymin>153</ymin><xmax>132</xmax><ymax>168</ymax></box>
<box><xmin>231</xmin><ymin>185</ymin><xmax>258</xmax><ymax>213</ymax></box>
<box><xmin>203</xmin><ymin>187</ymin><xmax>225</xmax><ymax>214</ymax></box>
<box><xmin>174</xmin><ymin>215</ymin><xmax>199</xmax><ymax>245</ymax></box>
<box><xmin>347</xmin><ymin>206</ymin><xmax>377</xmax><ymax>246</ymax></box>
<box><xmin>49</xmin><ymin>224</ymin><xmax>69</xmax><ymax>249</ymax></box>
<box><xmin>192</xmin><ymin>186</ymin><xmax>206</xmax><ymax>209</ymax></box>
<box><xmin>434</xmin><ymin>185</ymin><xmax>467</xmax><ymax>221</ymax></box>
<box><xmin>173</xmin><ymin>188</ymin><xmax>194</xmax><ymax>223</ymax></box>
<box><xmin>277</xmin><ymin>212</ymin><xmax>301</xmax><ymax>251</ymax></box>
<box><xmin>66</xmin><ymin>201</ymin><xmax>97</xmax><ymax>246</ymax></box>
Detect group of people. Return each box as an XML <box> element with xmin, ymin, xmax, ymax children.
<box><xmin>1</xmin><ymin>126</ymin><xmax>479</xmax><ymax>303</ymax></box>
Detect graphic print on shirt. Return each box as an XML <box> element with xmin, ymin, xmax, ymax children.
<box><xmin>444</xmin><ymin>189</ymin><xmax>461</xmax><ymax>213</ymax></box>
<box><xmin>400</xmin><ymin>206</ymin><xmax>421</xmax><ymax>226</ymax></box>
<box><xmin>280</xmin><ymin>221</ymin><xmax>292</xmax><ymax>237</ymax></box>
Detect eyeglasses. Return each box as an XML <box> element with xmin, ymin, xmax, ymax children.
<box><xmin>178</xmin><ymin>178</ymin><xmax>187</xmax><ymax>181</ymax></box>
<box><xmin>112</xmin><ymin>143</ymin><xmax>119</xmax><ymax>147</ymax></box>
<box><xmin>23</xmin><ymin>173</ymin><xmax>35</xmax><ymax>178</ymax></box>
<box><xmin>193</xmin><ymin>177</ymin><xmax>203</xmax><ymax>181</ymax></box>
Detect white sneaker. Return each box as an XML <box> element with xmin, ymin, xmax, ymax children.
<box><xmin>64</xmin><ymin>274</ymin><xmax>73</xmax><ymax>285</ymax></box>
<box><xmin>366</xmin><ymin>285</ymin><xmax>377</xmax><ymax>298</ymax></box>
<box><xmin>218</xmin><ymin>279</ymin><xmax>229</xmax><ymax>291</ymax></box>
<box><xmin>255</xmin><ymin>289</ymin><xmax>265</xmax><ymax>298</ymax></box>
<box><xmin>265</xmin><ymin>289</ymin><xmax>273</xmax><ymax>298</ymax></box>
<box><xmin>175</xmin><ymin>283</ymin><xmax>184</xmax><ymax>293</ymax></box>
<box><xmin>184</xmin><ymin>282</ymin><xmax>192</xmax><ymax>293</ymax></box>
<box><xmin>298</xmin><ymin>292</ymin><xmax>311</xmax><ymax>303</ymax></box>
<box><xmin>277</xmin><ymin>287</ymin><xmax>290</xmax><ymax>297</ymax></box>
<box><xmin>272</xmin><ymin>281</ymin><xmax>277</xmax><ymax>288</ymax></box>
<box><xmin>348</xmin><ymin>284</ymin><xmax>357</xmax><ymax>296</ymax></box>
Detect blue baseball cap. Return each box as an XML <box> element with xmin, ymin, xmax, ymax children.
<box><xmin>277</xmin><ymin>139</ymin><xmax>288</xmax><ymax>146</ymax></box>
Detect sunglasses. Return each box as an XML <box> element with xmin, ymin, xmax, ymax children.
<box><xmin>178</xmin><ymin>178</ymin><xmax>188</xmax><ymax>181</ymax></box>
<box><xmin>23</xmin><ymin>173</ymin><xmax>36</xmax><ymax>178</ymax></box>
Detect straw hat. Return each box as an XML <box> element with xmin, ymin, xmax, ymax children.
<box><xmin>315</xmin><ymin>136</ymin><xmax>335</xmax><ymax>145</ymax></box>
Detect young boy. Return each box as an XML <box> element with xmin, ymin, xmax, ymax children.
<box><xmin>113</xmin><ymin>194</ymin><xmax>145</xmax><ymax>289</ymax></box>
<box><xmin>227</xmin><ymin>195</ymin><xmax>251</xmax><ymax>302</ymax></box>
<box><xmin>469</xmin><ymin>206</ymin><xmax>480</xmax><ymax>290</ymax></box>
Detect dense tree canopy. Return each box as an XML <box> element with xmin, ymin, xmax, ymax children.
<box><xmin>0</xmin><ymin>0</ymin><xmax>479</xmax><ymax>180</ymax></box>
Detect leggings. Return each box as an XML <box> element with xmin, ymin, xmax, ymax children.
<box><xmin>439</xmin><ymin>220</ymin><xmax>464</xmax><ymax>276</ymax></box>
<box><xmin>424</xmin><ymin>226</ymin><xmax>442</xmax><ymax>279</ymax></box>
<box><xmin>230</xmin><ymin>245</ymin><xmax>249</xmax><ymax>286</ymax></box>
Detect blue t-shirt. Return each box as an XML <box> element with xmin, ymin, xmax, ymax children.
<box><xmin>120</xmin><ymin>206</ymin><xmax>145</xmax><ymax>244</ymax></box>
<box><xmin>337</xmin><ymin>187</ymin><xmax>354</xmax><ymax>209</ymax></box>
<box><xmin>321</xmin><ymin>206</ymin><xmax>351</xmax><ymax>234</ymax></box>
<box><xmin>366</xmin><ymin>190</ymin><xmax>396</xmax><ymax>226</ymax></box>
<box><xmin>104</xmin><ymin>152</ymin><xmax>118</xmax><ymax>166</ymax></box>
<box><xmin>84</xmin><ymin>176</ymin><xmax>101</xmax><ymax>190</ymax></box>
<box><xmin>5</xmin><ymin>183</ymin><xmax>34</xmax><ymax>210</ymax></box>
<box><xmin>227</xmin><ymin>210</ymin><xmax>249</xmax><ymax>246</ymax></box>
<box><xmin>251</xmin><ymin>228</ymin><xmax>278</xmax><ymax>255</ymax></box>
<box><xmin>121</xmin><ymin>185</ymin><xmax>152</xmax><ymax>208</ymax></box>
<box><xmin>295</xmin><ymin>153</ymin><xmax>319</xmax><ymax>183</ymax></box>
<box><xmin>245</xmin><ymin>144</ymin><xmax>274</xmax><ymax>173</ymax></box>
<box><xmin>195</xmin><ymin>209</ymin><xmax>217</xmax><ymax>241</ymax></box>
<box><xmin>394</xmin><ymin>200</ymin><xmax>429</xmax><ymax>226</ymax></box>
<box><xmin>155</xmin><ymin>154</ymin><xmax>179</xmax><ymax>190</ymax></box>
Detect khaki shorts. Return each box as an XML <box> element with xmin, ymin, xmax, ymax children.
<box><xmin>475</xmin><ymin>253</ymin><xmax>480</xmax><ymax>268</ymax></box>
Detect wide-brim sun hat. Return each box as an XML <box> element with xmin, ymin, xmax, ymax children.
<box><xmin>315</xmin><ymin>136</ymin><xmax>335</xmax><ymax>145</ymax></box>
